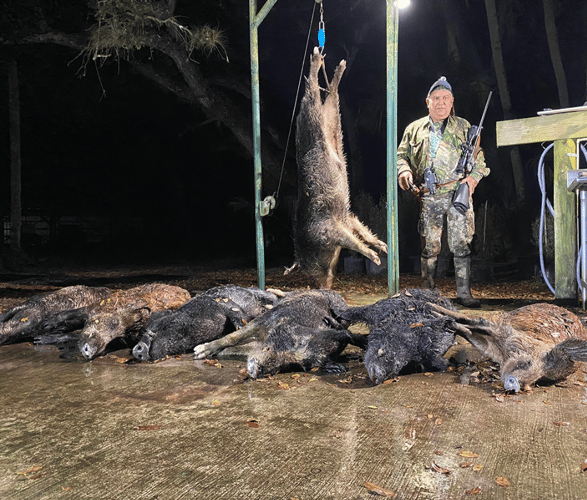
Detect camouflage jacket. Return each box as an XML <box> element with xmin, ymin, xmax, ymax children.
<box><xmin>397</xmin><ymin>115</ymin><xmax>489</xmax><ymax>194</ymax></box>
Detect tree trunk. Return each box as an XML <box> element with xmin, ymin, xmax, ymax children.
<box><xmin>439</xmin><ymin>0</ymin><xmax>460</xmax><ymax>67</ymax></box>
<box><xmin>8</xmin><ymin>60</ymin><xmax>22</xmax><ymax>253</ymax></box>
<box><xmin>542</xmin><ymin>0</ymin><xmax>569</xmax><ymax>108</ymax></box>
<box><xmin>484</xmin><ymin>0</ymin><xmax>525</xmax><ymax>202</ymax></box>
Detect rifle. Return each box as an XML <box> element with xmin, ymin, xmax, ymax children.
<box><xmin>452</xmin><ymin>91</ymin><xmax>493</xmax><ymax>215</ymax></box>
<box><xmin>455</xmin><ymin>91</ymin><xmax>493</xmax><ymax>176</ymax></box>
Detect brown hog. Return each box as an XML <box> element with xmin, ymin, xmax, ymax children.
<box><xmin>78</xmin><ymin>283</ymin><xmax>191</xmax><ymax>360</ymax></box>
<box><xmin>0</xmin><ymin>285</ymin><xmax>111</xmax><ymax>345</ymax></box>
<box><xmin>430</xmin><ymin>302</ymin><xmax>587</xmax><ymax>392</ymax></box>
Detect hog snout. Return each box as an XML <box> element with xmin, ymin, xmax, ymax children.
<box><xmin>132</xmin><ymin>334</ymin><xmax>153</xmax><ymax>361</ymax></box>
<box><xmin>80</xmin><ymin>341</ymin><xmax>99</xmax><ymax>361</ymax></box>
<box><xmin>503</xmin><ymin>375</ymin><xmax>521</xmax><ymax>393</ymax></box>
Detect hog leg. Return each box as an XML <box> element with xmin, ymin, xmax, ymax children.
<box><xmin>323</xmin><ymin>59</ymin><xmax>347</xmax><ymax>159</ymax></box>
<box><xmin>330</xmin><ymin>220</ymin><xmax>383</xmax><ymax>264</ymax></box>
<box><xmin>295</xmin><ymin>48</ymin><xmax>327</xmax><ymax>152</ymax></box>
<box><xmin>318</xmin><ymin>247</ymin><xmax>342</xmax><ymax>289</ymax></box>
<box><xmin>194</xmin><ymin>321</ymin><xmax>267</xmax><ymax>359</ymax></box>
<box><xmin>347</xmin><ymin>214</ymin><xmax>388</xmax><ymax>254</ymax></box>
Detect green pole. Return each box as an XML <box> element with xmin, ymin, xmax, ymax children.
<box><xmin>249</xmin><ymin>0</ymin><xmax>278</xmax><ymax>289</ymax></box>
<box><xmin>386</xmin><ymin>0</ymin><xmax>400</xmax><ymax>296</ymax></box>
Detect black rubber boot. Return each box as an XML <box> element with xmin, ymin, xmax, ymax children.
<box><xmin>421</xmin><ymin>257</ymin><xmax>438</xmax><ymax>289</ymax></box>
<box><xmin>454</xmin><ymin>256</ymin><xmax>481</xmax><ymax>308</ymax></box>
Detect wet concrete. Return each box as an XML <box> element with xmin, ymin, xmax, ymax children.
<box><xmin>1</xmin><ymin>294</ymin><xmax>587</xmax><ymax>499</ymax></box>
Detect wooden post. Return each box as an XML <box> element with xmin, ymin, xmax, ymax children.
<box><xmin>496</xmin><ymin>109</ymin><xmax>587</xmax><ymax>301</ymax></box>
<box><xmin>554</xmin><ymin>139</ymin><xmax>577</xmax><ymax>299</ymax></box>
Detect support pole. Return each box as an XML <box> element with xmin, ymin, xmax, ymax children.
<box><xmin>250</xmin><ymin>0</ymin><xmax>278</xmax><ymax>289</ymax></box>
<box><xmin>386</xmin><ymin>0</ymin><xmax>400</xmax><ymax>296</ymax></box>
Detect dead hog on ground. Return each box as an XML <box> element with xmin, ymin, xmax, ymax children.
<box><xmin>77</xmin><ymin>283</ymin><xmax>191</xmax><ymax>360</ymax></box>
<box><xmin>194</xmin><ymin>289</ymin><xmax>366</xmax><ymax>378</ymax></box>
<box><xmin>0</xmin><ymin>285</ymin><xmax>111</xmax><ymax>345</ymax></box>
<box><xmin>285</xmin><ymin>47</ymin><xmax>387</xmax><ymax>289</ymax></box>
<box><xmin>340</xmin><ymin>289</ymin><xmax>457</xmax><ymax>385</ymax></box>
<box><xmin>430</xmin><ymin>302</ymin><xmax>587</xmax><ymax>392</ymax></box>
<box><xmin>132</xmin><ymin>285</ymin><xmax>281</xmax><ymax>361</ymax></box>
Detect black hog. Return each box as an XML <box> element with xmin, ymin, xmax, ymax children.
<box><xmin>284</xmin><ymin>47</ymin><xmax>387</xmax><ymax>289</ymax></box>
<box><xmin>77</xmin><ymin>283</ymin><xmax>191</xmax><ymax>360</ymax></box>
<box><xmin>429</xmin><ymin>302</ymin><xmax>587</xmax><ymax>393</ymax></box>
<box><xmin>339</xmin><ymin>289</ymin><xmax>457</xmax><ymax>385</ymax></box>
<box><xmin>132</xmin><ymin>285</ymin><xmax>281</xmax><ymax>361</ymax></box>
<box><xmin>0</xmin><ymin>285</ymin><xmax>111</xmax><ymax>345</ymax></box>
<box><xmin>194</xmin><ymin>289</ymin><xmax>366</xmax><ymax>378</ymax></box>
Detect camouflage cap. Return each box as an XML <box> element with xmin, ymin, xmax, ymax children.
<box><xmin>427</xmin><ymin>76</ymin><xmax>452</xmax><ymax>97</ymax></box>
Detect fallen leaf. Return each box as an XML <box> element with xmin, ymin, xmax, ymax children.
<box><xmin>410</xmin><ymin>322</ymin><xmax>424</xmax><ymax>328</ymax></box>
<box><xmin>427</xmin><ymin>414</ymin><xmax>434</xmax><ymax>419</ymax></box>
<box><xmin>435</xmin><ymin>418</ymin><xmax>443</xmax><ymax>426</ymax></box>
<box><xmin>496</xmin><ymin>476</ymin><xmax>510</xmax><ymax>487</ymax></box>
<box><xmin>20</xmin><ymin>317</ymin><xmax>28</xmax><ymax>322</ymax></box>
<box><xmin>543</xmin><ymin>400</ymin><xmax>551</xmax><ymax>405</ymax></box>
<box><xmin>423</xmin><ymin>372</ymin><xmax>433</xmax><ymax>377</ymax></box>
<box><xmin>494</xmin><ymin>394</ymin><xmax>505</xmax><ymax>403</ymax></box>
<box><xmin>581</xmin><ymin>460</ymin><xmax>587</xmax><ymax>473</ymax></box>
<box><xmin>367</xmin><ymin>405</ymin><xmax>378</xmax><ymax>409</ymax></box>
<box><xmin>364</xmin><ymin>481</ymin><xmax>395</xmax><ymax>497</ymax></box>
<box><xmin>28</xmin><ymin>473</ymin><xmax>42</xmax><ymax>480</ymax></box>
<box><xmin>459</xmin><ymin>451</ymin><xmax>479</xmax><ymax>458</ymax></box>
<box><xmin>17</xmin><ymin>466</ymin><xmax>42</xmax><ymax>475</ymax></box>
<box><xmin>435</xmin><ymin>451</ymin><xmax>443</xmax><ymax>456</ymax></box>
<box><xmin>459</xmin><ymin>462</ymin><xmax>473</xmax><ymax>468</ymax></box>
<box><xmin>472</xmin><ymin>464</ymin><xmax>483</xmax><ymax>472</ymax></box>
<box><xmin>291</xmin><ymin>374</ymin><xmax>301</xmax><ymax>379</ymax></box>
<box><xmin>246</xmin><ymin>419</ymin><xmax>260</xmax><ymax>428</ymax></box>
<box><xmin>277</xmin><ymin>382</ymin><xmax>290</xmax><ymax>390</ymax></box>
<box><xmin>466</xmin><ymin>486</ymin><xmax>482</xmax><ymax>495</ymax></box>
<box><xmin>432</xmin><ymin>463</ymin><xmax>451</xmax><ymax>474</ymax></box>
<box><xmin>62</xmin><ymin>487</ymin><xmax>71</xmax><ymax>491</ymax></box>
<box><xmin>212</xmin><ymin>400</ymin><xmax>220</xmax><ymax>406</ymax></box>
<box><xmin>382</xmin><ymin>378</ymin><xmax>399</xmax><ymax>385</ymax></box>
<box><xmin>115</xmin><ymin>356</ymin><xmax>133</xmax><ymax>364</ymax></box>
<box><xmin>553</xmin><ymin>421</ymin><xmax>570</xmax><ymax>427</ymax></box>
<box><xmin>134</xmin><ymin>425</ymin><xmax>161</xmax><ymax>431</ymax></box>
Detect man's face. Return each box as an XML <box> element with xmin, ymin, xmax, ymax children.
<box><xmin>426</xmin><ymin>89</ymin><xmax>454</xmax><ymax>122</ymax></box>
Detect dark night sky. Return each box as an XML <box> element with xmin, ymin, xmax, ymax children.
<box><xmin>1</xmin><ymin>0</ymin><xmax>587</xmax><ymax>266</ymax></box>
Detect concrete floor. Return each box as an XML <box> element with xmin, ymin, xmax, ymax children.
<box><xmin>1</xmin><ymin>293</ymin><xmax>587</xmax><ymax>499</ymax></box>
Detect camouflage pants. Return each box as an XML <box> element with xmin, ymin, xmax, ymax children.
<box><xmin>419</xmin><ymin>191</ymin><xmax>475</xmax><ymax>259</ymax></box>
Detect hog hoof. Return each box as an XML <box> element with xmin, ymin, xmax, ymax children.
<box><xmin>194</xmin><ymin>342</ymin><xmax>214</xmax><ymax>360</ymax></box>
<box><xmin>132</xmin><ymin>339</ymin><xmax>152</xmax><ymax>362</ymax></box>
<box><xmin>321</xmin><ymin>362</ymin><xmax>347</xmax><ymax>374</ymax></box>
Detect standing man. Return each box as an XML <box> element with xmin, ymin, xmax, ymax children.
<box><xmin>397</xmin><ymin>76</ymin><xmax>490</xmax><ymax>307</ymax></box>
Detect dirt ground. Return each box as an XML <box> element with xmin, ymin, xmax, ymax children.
<box><xmin>0</xmin><ymin>260</ymin><xmax>562</xmax><ymax>309</ymax></box>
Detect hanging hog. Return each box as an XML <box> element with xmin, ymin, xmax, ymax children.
<box><xmin>285</xmin><ymin>47</ymin><xmax>387</xmax><ymax>289</ymax></box>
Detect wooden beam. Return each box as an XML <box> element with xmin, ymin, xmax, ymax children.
<box><xmin>496</xmin><ymin>110</ymin><xmax>587</xmax><ymax>147</ymax></box>
<box><xmin>554</xmin><ymin>139</ymin><xmax>577</xmax><ymax>300</ymax></box>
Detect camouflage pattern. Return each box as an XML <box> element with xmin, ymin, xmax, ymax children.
<box><xmin>418</xmin><ymin>191</ymin><xmax>475</xmax><ymax>264</ymax></box>
<box><xmin>397</xmin><ymin>115</ymin><xmax>490</xmax><ymax>193</ymax></box>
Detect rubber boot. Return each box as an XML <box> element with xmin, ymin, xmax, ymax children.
<box><xmin>454</xmin><ymin>256</ymin><xmax>481</xmax><ymax>308</ymax></box>
<box><xmin>421</xmin><ymin>257</ymin><xmax>438</xmax><ymax>289</ymax></box>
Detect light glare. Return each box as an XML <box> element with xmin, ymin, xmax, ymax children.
<box><xmin>397</xmin><ymin>0</ymin><xmax>411</xmax><ymax>9</ymax></box>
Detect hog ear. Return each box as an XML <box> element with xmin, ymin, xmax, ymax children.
<box><xmin>546</xmin><ymin>339</ymin><xmax>587</xmax><ymax>364</ymax></box>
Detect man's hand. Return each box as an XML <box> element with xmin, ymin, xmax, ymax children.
<box><xmin>462</xmin><ymin>175</ymin><xmax>479</xmax><ymax>194</ymax></box>
<box><xmin>398</xmin><ymin>171</ymin><xmax>415</xmax><ymax>191</ymax></box>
